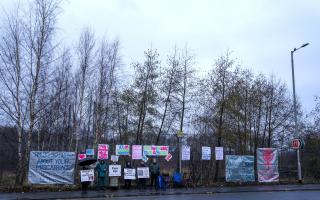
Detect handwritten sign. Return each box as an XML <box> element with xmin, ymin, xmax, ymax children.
<box><xmin>109</xmin><ymin>165</ymin><xmax>121</xmax><ymax>177</ymax></box>
<box><xmin>165</xmin><ymin>153</ymin><xmax>172</xmax><ymax>162</ymax></box>
<box><xmin>215</xmin><ymin>147</ymin><xmax>224</xmax><ymax>160</ymax></box>
<box><xmin>132</xmin><ymin>145</ymin><xmax>142</xmax><ymax>160</ymax></box>
<box><xmin>28</xmin><ymin>151</ymin><xmax>76</xmax><ymax>184</ymax></box>
<box><xmin>124</xmin><ymin>168</ymin><xmax>136</xmax><ymax>180</ymax></box>
<box><xmin>202</xmin><ymin>146</ymin><xmax>211</xmax><ymax>160</ymax></box>
<box><xmin>98</xmin><ymin>144</ymin><xmax>109</xmax><ymax>160</ymax></box>
<box><xmin>182</xmin><ymin>146</ymin><xmax>190</xmax><ymax>161</ymax></box>
<box><xmin>78</xmin><ymin>154</ymin><xmax>86</xmax><ymax>161</ymax></box>
<box><xmin>111</xmin><ymin>155</ymin><xmax>119</xmax><ymax>162</ymax></box>
<box><xmin>86</xmin><ymin>149</ymin><xmax>94</xmax><ymax>156</ymax></box>
<box><xmin>137</xmin><ymin>167</ymin><xmax>149</xmax><ymax>178</ymax></box>
<box><xmin>116</xmin><ymin>145</ymin><xmax>130</xmax><ymax>156</ymax></box>
<box><xmin>80</xmin><ymin>169</ymin><xmax>94</xmax><ymax>182</ymax></box>
<box><xmin>226</xmin><ymin>155</ymin><xmax>255</xmax><ymax>182</ymax></box>
<box><xmin>143</xmin><ymin>145</ymin><xmax>169</xmax><ymax>156</ymax></box>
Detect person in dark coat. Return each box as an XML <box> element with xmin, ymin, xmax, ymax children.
<box><xmin>95</xmin><ymin>160</ymin><xmax>108</xmax><ymax>190</ymax></box>
<box><xmin>138</xmin><ymin>161</ymin><xmax>147</xmax><ymax>189</ymax></box>
<box><xmin>124</xmin><ymin>161</ymin><xmax>133</xmax><ymax>189</ymax></box>
<box><xmin>149</xmin><ymin>158</ymin><xmax>160</xmax><ymax>189</ymax></box>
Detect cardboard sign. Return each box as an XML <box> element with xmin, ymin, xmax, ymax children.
<box><xmin>132</xmin><ymin>145</ymin><xmax>142</xmax><ymax>160</ymax></box>
<box><xmin>98</xmin><ymin>144</ymin><xmax>109</xmax><ymax>160</ymax></box>
<box><xmin>182</xmin><ymin>146</ymin><xmax>190</xmax><ymax>161</ymax></box>
<box><xmin>215</xmin><ymin>147</ymin><xmax>224</xmax><ymax>160</ymax></box>
<box><xmin>116</xmin><ymin>145</ymin><xmax>130</xmax><ymax>156</ymax></box>
<box><xmin>111</xmin><ymin>155</ymin><xmax>119</xmax><ymax>162</ymax></box>
<box><xmin>109</xmin><ymin>165</ymin><xmax>121</xmax><ymax>177</ymax></box>
<box><xmin>202</xmin><ymin>146</ymin><xmax>211</xmax><ymax>160</ymax></box>
<box><xmin>143</xmin><ymin>145</ymin><xmax>169</xmax><ymax>156</ymax></box>
<box><xmin>137</xmin><ymin>167</ymin><xmax>150</xmax><ymax>178</ymax></box>
<box><xmin>124</xmin><ymin>168</ymin><xmax>136</xmax><ymax>180</ymax></box>
<box><xmin>78</xmin><ymin>153</ymin><xmax>86</xmax><ymax>161</ymax></box>
<box><xmin>86</xmin><ymin>149</ymin><xmax>94</xmax><ymax>156</ymax></box>
<box><xmin>80</xmin><ymin>169</ymin><xmax>94</xmax><ymax>182</ymax></box>
<box><xmin>165</xmin><ymin>153</ymin><xmax>172</xmax><ymax>162</ymax></box>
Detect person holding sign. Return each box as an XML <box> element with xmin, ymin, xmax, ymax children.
<box><xmin>137</xmin><ymin>161</ymin><xmax>148</xmax><ymax>189</ymax></box>
<box><xmin>149</xmin><ymin>158</ymin><xmax>160</xmax><ymax>189</ymax></box>
<box><xmin>124</xmin><ymin>161</ymin><xmax>134</xmax><ymax>189</ymax></box>
<box><xmin>95</xmin><ymin>160</ymin><xmax>108</xmax><ymax>190</ymax></box>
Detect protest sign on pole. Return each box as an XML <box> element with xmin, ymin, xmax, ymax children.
<box><xmin>215</xmin><ymin>147</ymin><xmax>224</xmax><ymax>160</ymax></box>
<box><xmin>165</xmin><ymin>153</ymin><xmax>172</xmax><ymax>162</ymax></box>
<box><xmin>182</xmin><ymin>146</ymin><xmax>190</xmax><ymax>161</ymax></box>
<box><xmin>137</xmin><ymin>167</ymin><xmax>150</xmax><ymax>178</ymax></box>
<box><xmin>28</xmin><ymin>151</ymin><xmax>76</xmax><ymax>184</ymax></box>
<box><xmin>143</xmin><ymin>145</ymin><xmax>169</xmax><ymax>156</ymax></box>
<box><xmin>124</xmin><ymin>168</ymin><xmax>136</xmax><ymax>180</ymax></box>
<box><xmin>201</xmin><ymin>146</ymin><xmax>211</xmax><ymax>160</ymax></box>
<box><xmin>225</xmin><ymin>155</ymin><xmax>255</xmax><ymax>182</ymax></box>
<box><xmin>86</xmin><ymin>149</ymin><xmax>94</xmax><ymax>156</ymax></box>
<box><xmin>109</xmin><ymin>165</ymin><xmax>121</xmax><ymax>177</ymax></box>
<box><xmin>78</xmin><ymin>153</ymin><xmax>86</xmax><ymax>161</ymax></box>
<box><xmin>257</xmin><ymin>148</ymin><xmax>279</xmax><ymax>182</ymax></box>
<box><xmin>98</xmin><ymin>144</ymin><xmax>109</xmax><ymax>160</ymax></box>
<box><xmin>80</xmin><ymin>169</ymin><xmax>94</xmax><ymax>182</ymax></box>
<box><xmin>142</xmin><ymin>155</ymin><xmax>148</xmax><ymax>163</ymax></box>
<box><xmin>116</xmin><ymin>145</ymin><xmax>130</xmax><ymax>156</ymax></box>
<box><xmin>111</xmin><ymin>155</ymin><xmax>119</xmax><ymax>162</ymax></box>
<box><xmin>132</xmin><ymin>145</ymin><xmax>142</xmax><ymax>160</ymax></box>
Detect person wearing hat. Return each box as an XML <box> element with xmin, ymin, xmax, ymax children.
<box><xmin>149</xmin><ymin>158</ymin><xmax>160</xmax><ymax>189</ymax></box>
<box><xmin>95</xmin><ymin>160</ymin><xmax>108</xmax><ymax>190</ymax></box>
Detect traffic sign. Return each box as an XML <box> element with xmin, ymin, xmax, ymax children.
<box><xmin>291</xmin><ymin>139</ymin><xmax>303</xmax><ymax>149</ymax></box>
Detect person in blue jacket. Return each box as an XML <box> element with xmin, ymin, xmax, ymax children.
<box><xmin>95</xmin><ymin>160</ymin><xmax>108</xmax><ymax>190</ymax></box>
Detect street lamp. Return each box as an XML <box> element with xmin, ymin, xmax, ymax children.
<box><xmin>291</xmin><ymin>42</ymin><xmax>309</xmax><ymax>183</ymax></box>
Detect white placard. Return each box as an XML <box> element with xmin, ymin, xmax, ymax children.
<box><xmin>137</xmin><ymin>167</ymin><xmax>150</xmax><ymax>178</ymax></box>
<box><xmin>111</xmin><ymin>155</ymin><xmax>119</xmax><ymax>162</ymax></box>
<box><xmin>124</xmin><ymin>168</ymin><xmax>136</xmax><ymax>180</ymax></box>
<box><xmin>215</xmin><ymin>147</ymin><xmax>224</xmax><ymax>160</ymax></box>
<box><xmin>182</xmin><ymin>146</ymin><xmax>190</xmax><ymax>160</ymax></box>
<box><xmin>80</xmin><ymin>169</ymin><xmax>94</xmax><ymax>182</ymax></box>
<box><xmin>202</xmin><ymin>146</ymin><xmax>211</xmax><ymax>160</ymax></box>
<box><xmin>109</xmin><ymin>165</ymin><xmax>121</xmax><ymax>177</ymax></box>
<box><xmin>132</xmin><ymin>145</ymin><xmax>142</xmax><ymax>160</ymax></box>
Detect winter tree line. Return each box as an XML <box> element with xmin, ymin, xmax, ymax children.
<box><xmin>0</xmin><ymin>0</ymin><xmax>319</xmax><ymax>186</ymax></box>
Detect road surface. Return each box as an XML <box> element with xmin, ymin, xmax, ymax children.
<box><xmin>62</xmin><ymin>190</ymin><xmax>320</xmax><ymax>200</ymax></box>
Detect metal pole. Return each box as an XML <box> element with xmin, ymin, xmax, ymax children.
<box><xmin>179</xmin><ymin>137</ymin><xmax>182</xmax><ymax>173</ymax></box>
<box><xmin>291</xmin><ymin>50</ymin><xmax>302</xmax><ymax>183</ymax></box>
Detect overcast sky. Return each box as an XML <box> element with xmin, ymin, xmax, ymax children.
<box><xmin>1</xmin><ymin>0</ymin><xmax>319</xmax><ymax>113</ymax></box>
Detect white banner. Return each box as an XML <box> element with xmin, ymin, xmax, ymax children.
<box><xmin>109</xmin><ymin>165</ymin><xmax>121</xmax><ymax>177</ymax></box>
<box><xmin>137</xmin><ymin>167</ymin><xmax>149</xmax><ymax>178</ymax></box>
<box><xmin>80</xmin><ymin>169</ymin><xmax>94</xmax><ymax>182</ymax></box>
<box><xmin>182</xmin><ymin>146</ymin><xmax>190</xmax><ymax>160</ymax></box>
<box><xmin>215</xmin><ymin>147</ymin><xmax>224</xmax><ymax>160</ymax></box>
<box><xmin>124</xmin><ymin>168</ymin><xmax>136</xmax><ymax>180</ymax></box>
<box><xmin>202</xmin><ymin>146</ymin><xmax>211</xmax><ymax>160</ymax></box>
<box><xmin>28</xmin><ymin>151</ymin><xmax>76</xmax><ymax>184</ymax></box>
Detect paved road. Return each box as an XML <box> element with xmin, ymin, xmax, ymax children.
<box><xmin>62</xmin><ymin>191</ymin><xmax>320</xmax><ymax>200</ymax></box>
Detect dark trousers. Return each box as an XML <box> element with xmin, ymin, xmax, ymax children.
<box><xmin>124</xmin><ymin>179</ymin><xmax>131</xmax><ymax>189</ymax></box>
<box><xmin>150</xmin><ymin>173</ymin><xmax>159</xmax><ymax>189</ymax></box>
<box><xmin>98</xmin><ymin>177</ymin><xmax>106</xmax><ymax>190</ymax></box>
<box><xmin>138</xmin><ymin>178</ymin><xmax>147</xmax><ymax>189</ymax></box>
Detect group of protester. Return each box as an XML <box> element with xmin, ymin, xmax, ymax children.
<box><xmin>82</xmin><ymin>158</ymin><xmax>163</xmax><ymax>190</ymax></box>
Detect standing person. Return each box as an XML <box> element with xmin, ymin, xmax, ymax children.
<box><xmin>149</xmin><ymin>158</ymin><xmax>160</xmax><ymax>189</ymax></box>
<box><xmin>138</xmin><ymin>161</ymin><xmax>147</xmax><ymax>189</ymax></box>
<box><xmin>95</xmin><ymin>160</ymin><xmax>108</xmax><ymax>190</ymax></box>
<box><xmin>81</xmin><ymin>166</ymin><xmax>91</xmax><ymax>192</ymax></box>
<box><xmin>124</xmin><ymin>161</ymin><xmax>133</xmax><ymax>189</ymax></box>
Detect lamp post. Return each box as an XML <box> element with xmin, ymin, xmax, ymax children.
<box><xmin>291</xmin><ymin>42</ymin><xmax>309</xmax><ymax>183</ymax></box>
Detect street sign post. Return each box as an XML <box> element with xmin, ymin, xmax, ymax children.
<box><xmin>291</xmin><ymin>138</ymin><xmax>304</xmax><ymax>183</ymax></box>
